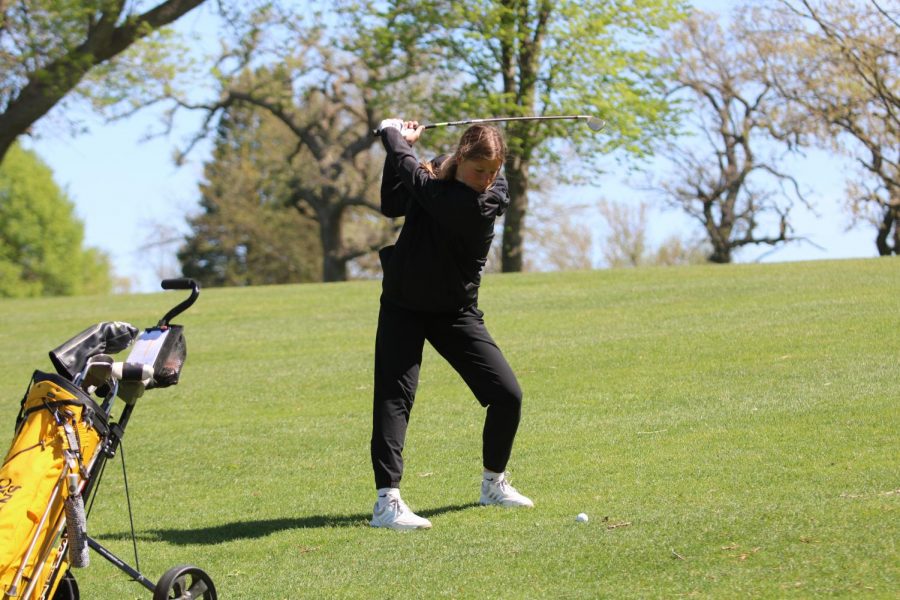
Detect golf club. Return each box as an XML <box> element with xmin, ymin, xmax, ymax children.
<box><xmin>373</xmin><ymin>115</ymin><xmax>605</xmax><ymax>137</ymax></box>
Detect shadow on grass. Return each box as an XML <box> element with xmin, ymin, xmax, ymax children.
<box><xmin>96</xmin><ymin>502</ymin><xmax>480</xmax><ymax>545</ymax></box>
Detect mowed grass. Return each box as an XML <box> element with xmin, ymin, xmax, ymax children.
<box><xmin>0</xmin><ymin>258</ymin><xmax>897</xmax><ymax>598</ymax></box>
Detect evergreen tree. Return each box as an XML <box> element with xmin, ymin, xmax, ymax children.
<box><xmin>178</xmin><ymin>103</ymin><xmax>322</xmax><ymax>287</ymax></box>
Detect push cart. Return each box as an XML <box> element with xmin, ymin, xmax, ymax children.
<box><xmin>0</xmin><ymin>279</ymin><xmax>216</xmax><ymax>600</ymax></box>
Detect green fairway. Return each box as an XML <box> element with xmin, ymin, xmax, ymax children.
<box><xmin>1</xmin><ymin>258</ymin><xmax>897</xmax><ymax>598</ymax></box>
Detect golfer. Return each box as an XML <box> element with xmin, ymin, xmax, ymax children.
<box><xmin>370</xmin><ymin>118</ymin><xmax>533</xmax><ymax>530</ymax></box>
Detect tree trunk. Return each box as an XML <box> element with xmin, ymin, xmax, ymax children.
<box><xmin>894</xmin><ymin>207</ymin><xmax>900</xmax><ymax>256</ymax></box>
<box><xmin>875</xmin><ymin>201</ymin><xmax>899</xmax><ymax>256</ymax></box>
<box><xmin>708</xmin><ymin>216</ymin><xmax>732</xmax><ymax>263</ymax></box>
<box><xmin>708</xmin><ymin>244</ymin><xmax>732</xmax><ymax>263</ymax></box>
<box><xmin>496</xmin><ymin>0</ymin><xmax>547</xmax><ymax>273</ymax></box>
<box><xmin>501</xmin><ymin>154</ymin><xmax>530</xmax><ymax>272</ymax></box>
<box><xmin>0</xmin><ymin>132</ymin><xmax>15</xmax><ymax>166</ymax></box>
<box><xmin>320</xmin><ymin>209</ymin><xmax>347</xmax><ymax>282</ymax></box>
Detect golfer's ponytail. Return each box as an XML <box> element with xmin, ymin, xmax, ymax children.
<box><xmin>420</xmin><ymin>160</ymin><xmax>438</xmax><ymax>178</ymax></box>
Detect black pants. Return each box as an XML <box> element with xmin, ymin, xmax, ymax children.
<box><xmin>371</xmin><ymin>300</ymin><xmax>523</xmax><ymax>489</ymax></box>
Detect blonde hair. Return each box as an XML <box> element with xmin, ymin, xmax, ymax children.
<box><xmin>420</xmin><ymin>124</ymin><xmax>507</xmax><ymax>180</ymax></box>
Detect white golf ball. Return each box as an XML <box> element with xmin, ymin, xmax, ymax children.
<box><xmin>576</xmin><ymin>512</ymin><xmax>589</xmax><ymax>523</ymax></box>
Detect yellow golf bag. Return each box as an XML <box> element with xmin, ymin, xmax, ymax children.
<box><xmin>0</xmin><ymin>372</ymin><xmax>106</xmax><ymax>599</ymax></box>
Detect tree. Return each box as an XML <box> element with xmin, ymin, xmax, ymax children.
<box><xmin>746</xmin><ymin>0</ymin><xmax>899</xmax><ymax>255</ymax></box>
<box><xmin>363</xmin><ymin>0</ymin><xmax>685</xmax><ymax>272</ymax></box>
<box><xmin>168</xmin><ymin>9</ymin><xmax>423</xmax><ymax>282</ymax></box>
<box><xmin>652</xmin><ymin>10</ymin><xmax>810</xmax><ymax>263</ymax></box>
<box><xmin>524</xmin><ymin>197</ymin><xmax>593</xmax><ymax>272</ymax></box>
<box><xmin>185</xmin><ymin>66</ymin><xmax>398</xmax><ymax>282</ymax></box>
<box><xmin>0</xmin><ymin>142</ymin><xmax>112</xmax><ymax>297</ymax></box>
<box><xmin>599</xmin><ymin>200</ymin><xmax>649</xmax><ymax>268</ymax></box>
<box><xmin>597</xmin><ymin>200</ymin><xmax>708</xmax><ymax>267</ymax></box>
<box><xmin>0</xmin><ymin>0</ymin><xmax>209</xmax><ymax>164</ymax></box>
<box><xmin>178</xmin><ymin>100</ymin><xmax>322</xmax><ymax>287</ymax></box>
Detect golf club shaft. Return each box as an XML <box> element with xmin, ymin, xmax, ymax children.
<box><xmin>372</xmin><ymin>115</ymin><xmax>604</xmax><ymax>136</ymax></box>
<box><xmin>423</xmin><ymin>115</ymin><xmax>593</xmax><ymax>129</ymax></box>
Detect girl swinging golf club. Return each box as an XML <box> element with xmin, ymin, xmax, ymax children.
<box><xmin>370</xmin><ymin>118</ymin><xmax>533</xmax><ymax>530</ymax></box>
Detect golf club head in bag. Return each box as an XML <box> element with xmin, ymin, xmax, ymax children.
<box><xmin>78</xmin><ymin>353</ymin><xmax>114</xmax><ymax>394</ymax></box>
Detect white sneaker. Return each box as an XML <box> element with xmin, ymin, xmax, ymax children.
<box><xmin>370</xmin><ymin>490</ymin><xmax>432</xmax><ymax>530</ymax></box>
<box><xmin>480</xmin><ymin>472</ymin><xmax>534</xmax><ymax>508</ymax></box>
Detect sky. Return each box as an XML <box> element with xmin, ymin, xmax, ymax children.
<box><xmin>20</xmin><ymin>1</ymin><xmax>880</xmax><ymax>294</ymax></box>
<box><xmin>25</xmin><ymin>107</ymin><xmax>208</xmax><ymax>293</ymax></box>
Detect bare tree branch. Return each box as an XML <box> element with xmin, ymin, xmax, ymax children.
<box><xmin>752</xmin><ymin>1</ymin><xmax>899</xmax><ymax>254</ymax></box>
<box><xmin>653</xmin><ymin>10</ymin><xmax>810</xmax><ymax>263</ymax></box>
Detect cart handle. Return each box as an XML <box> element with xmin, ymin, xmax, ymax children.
<box><xmin>157</xmin><ymin>278</ymin><xmax>200</xmax><ymax>327</ymax></box>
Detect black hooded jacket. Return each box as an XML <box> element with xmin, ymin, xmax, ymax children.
<box><xmin>378</xmin><ymin>127</ymin><xmax>510</xmax><ymax>313</ymax></box>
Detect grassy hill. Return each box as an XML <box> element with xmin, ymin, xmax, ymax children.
<box><xmin>1</xmin><ymin>258</ymin><xmax>897</xmax><ymax>598</ymax></box>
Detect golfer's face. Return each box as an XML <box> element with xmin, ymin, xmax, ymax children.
<box><xmin>456</xmin><ymin>158</ymin><xmax>502</xmax><ymax>193</ymax></box>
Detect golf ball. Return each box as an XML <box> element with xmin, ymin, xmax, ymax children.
<box><xmin>576</xmin><ymin>512</ymin><xmax>589</xmax><ymax>523</ymax></box>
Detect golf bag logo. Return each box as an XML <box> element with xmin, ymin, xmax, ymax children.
<box><xmin>0</xmin><ymin>478</ymin><xmax>21</xmax><ymax>506</ymax></box>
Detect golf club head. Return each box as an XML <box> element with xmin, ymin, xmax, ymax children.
<box><xmin>586</xmin><ymin>116</ymin><xmax>606</xmax><ymax>131</ymax></box>
<box><xmin>80</xmin><ymin>354</ymin><xmax>114</xmax><ymax>392</ymax></box>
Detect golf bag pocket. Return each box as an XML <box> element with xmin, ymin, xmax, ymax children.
<box><xmin>0</xmin><ymin>371</ymin><xmax>107</xmax><ymax>598</ymax></box>
<box><xmin>126</xmin><ymin>325</ymin><xmax>187</xmax><ymax>389</ymax></box>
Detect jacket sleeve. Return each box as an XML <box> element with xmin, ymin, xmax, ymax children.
<box><xmin>381</xmin><ymin>128</ymin><xmax>507</xmax><ymax>234</ymax></box>
<box><xmin>380</xmin><ymin>155</ymin><xmax>409</xmax><ymax>218</ymax></box>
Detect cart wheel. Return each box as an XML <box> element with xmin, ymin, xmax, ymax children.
<box><xmin>153</xmin><ymin>565</ymin><xmax>217</xmax><ymax>600</ymax></box>
<box><xmin>51</xmin><ymin>570</ymin><xmax>79</xmax><ymax>600</ymax></box>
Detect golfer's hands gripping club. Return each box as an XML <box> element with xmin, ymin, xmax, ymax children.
<box><xmin>376</xmin><ymin>118</ymin><xmax>425</xmax><ymax>144</ymax></box>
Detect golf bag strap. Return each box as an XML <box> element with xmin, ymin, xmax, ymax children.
<box><xmin>15</xmin><ymin>376</ymin><xmax>34</xmax><ymax>429</ymax></box>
